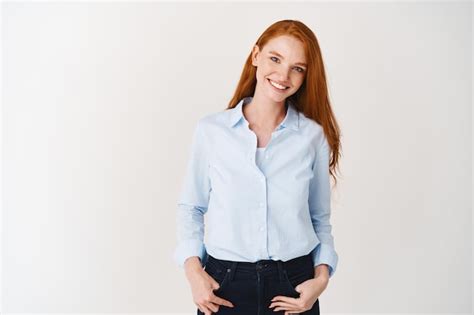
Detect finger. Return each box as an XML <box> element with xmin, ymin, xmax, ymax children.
<box><xmin>197</xmin><ymin>303</ymin><xmax>211</xmax><ymax>315</ymax></box>
<box><xmin>204</xmin><ymin>301</ymin><xmax>219</xmax><ymax>313</ymax></box>
<box><xmin>274</xmin><ymin>304</ymin><xmax>300</xmax><ymax>313</ymax></box>
<box><xmin>269</xmin><ymin>299</ymin><xmax>297</xmax><ymax>310</ymax></box>
<box><xmin>209</xmin><ymin>281</ymin><xmax>220</xmax><ymax>291</ymax></box>
<box><xmin>272</xmin><ymin>300</ymin><xmax>299</xmax><ymax>311</ymax></box>
<box><xmin>212</xmin><ymin>294</ymin><xmax>234</xmax><ymax>308</ymax></box>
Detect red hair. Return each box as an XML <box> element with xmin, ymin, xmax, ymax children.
<box><xmin>227</xmin><ymin>19</ymin><xmax>342</xmax><ymax>187</ymax></box>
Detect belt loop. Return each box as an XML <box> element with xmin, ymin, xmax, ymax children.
<box><xmin>276</xmin><ymin>260</ymin><xmax>284</xmax><ymax>282</ymax></box>
<box><xmin>228</xmin><ymin>261</ymin><xmax>238</xmax><ymax>281</ymax></box>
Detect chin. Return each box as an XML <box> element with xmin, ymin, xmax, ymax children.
<box><xmin>265</xmin><ymin>92</ymin><xmax>284</xmax><ymax>102</ymax></box>
<box><xmin>269</xmin><ymin>90</ymin><xmax>292</xmax><ymax>103</ymax></box>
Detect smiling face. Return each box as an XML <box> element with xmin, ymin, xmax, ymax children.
<box><xmin>251</xmin><ymin>35</ymin><xmax>307</xmax><ymax>103</ymax></box>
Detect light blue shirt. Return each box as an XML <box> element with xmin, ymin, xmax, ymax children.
<box><xmin>173</xmin><ymin>96</ymin><xmax>339</xmax><ymax>278</ymax></box>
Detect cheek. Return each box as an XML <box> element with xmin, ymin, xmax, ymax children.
<box><xmin>293</xmin><ymin>76</ymin><xmax>305</xmax><ymax>88</ymax></box>
<box><xmin>256</xmin><ymin>66</ymin><xmax>270</xmax><ymax>82</ymax></box>
<box><xmin>260</xmin><ymin>60</ymin><xmax>276</xmax><ymax>73</ymax></box>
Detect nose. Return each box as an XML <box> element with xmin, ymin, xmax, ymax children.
<box><xmin>277</xmin><ymin>67</ymin><xmax>291</xmax><ymax>82</ymax></box>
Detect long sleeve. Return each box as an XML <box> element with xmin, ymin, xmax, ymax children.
<box><xmin>172</xmin><ymin>120</ymin><xmax>211</xmax><ymax>269</ymax></box>
<box><xmin>309</xmin><ymin>133</ymin><xmax>339</xmax><ymax>278</ymax></box>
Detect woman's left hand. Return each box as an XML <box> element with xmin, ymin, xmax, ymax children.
<box><xmin>269</xmin><ymin>275</ymin><xmax>328</xmax><ymax>314</ymax></box>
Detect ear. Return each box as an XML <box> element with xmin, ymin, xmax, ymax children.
<box><xmin>251</xmin><ymin>45</ymin><xmax>260</xmax><ymax>66</ymax></box>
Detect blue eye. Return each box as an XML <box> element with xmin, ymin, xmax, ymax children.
<box><xmin>270</xmin><ymin>56</ymin><xmax>305</xmax><ymax>73</ymax></box>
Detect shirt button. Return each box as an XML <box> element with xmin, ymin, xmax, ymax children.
<box><xmin>260</xmin><ymin>178</ymin><xmax>265</xmax><ymax>182</ymax></box>
<box><xmin>259</xmin><ymin>202</ymin><xmax>264</xmax><ymax>207</ymax></box>
<box><xmin>265</xmin><ymin>155</ymin><xmax>270</xmax><ymax>159</ymax></box>
<box><xmin>259</xmin><ymin>227</ymin><xmax>264</xmax><ymax>232</ymax></box>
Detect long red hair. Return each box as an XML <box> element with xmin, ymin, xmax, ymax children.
<box><xmin>226</xmin><ymin>19</ymin><xmax>342</xmax><ymax>187</ymax></box>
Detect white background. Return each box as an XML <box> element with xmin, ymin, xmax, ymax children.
<box><xmin>2</xmin><ymin>1</ymin><xmax>472</xmax><ymax>314</ymax></box>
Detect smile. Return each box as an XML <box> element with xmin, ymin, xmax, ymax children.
<box><xmin>268</xmin><ymin>78</ymin><xmax>289</xmax><ymax>91</ymax></box>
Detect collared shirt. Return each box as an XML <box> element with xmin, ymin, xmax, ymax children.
<box><xmin>172</xmin><ymin>96</ymin><xmax>339</xmax><ymax>278</ymax></box>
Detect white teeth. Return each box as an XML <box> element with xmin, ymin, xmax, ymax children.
<box><xmin>269</xmin><ymin>79</ymin><xmax>288</xmax><ymax>90</ymax></box>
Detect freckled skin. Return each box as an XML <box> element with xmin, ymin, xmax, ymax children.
<box><xmin>245</xmin><ymin>35</ymin><xmax>307</xmax><ymax>147</ymax></box>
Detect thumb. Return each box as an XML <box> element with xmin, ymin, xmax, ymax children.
<box><xmin>212</xmin><ymin>280</ymin><xmax>220</xmax><ymax>290</ymax></box>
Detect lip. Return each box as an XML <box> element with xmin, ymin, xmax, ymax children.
<box><xmin>267</xmin><ymin>78</ymin><xmax>290</xmax><ymax>92</ymax></box>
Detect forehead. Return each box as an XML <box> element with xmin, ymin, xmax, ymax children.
<box><xmin>263</xmin><ymin>35</ymin><xmax>306</xmax><ymax>61</ymax></box>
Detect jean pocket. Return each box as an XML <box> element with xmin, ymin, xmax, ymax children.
<box><xmin>204</xmin><ymin>261</ymin><xmax>231</xmax><ymax>292</ymax></box>
<box><xmin>283</xmin><ymin>268</ymin><xmax>313</xmax><ymax>296</ymax></box>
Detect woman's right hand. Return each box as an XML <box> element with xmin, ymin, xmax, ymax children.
<box><xmin>186</xmin><ymin>267</ymin><xmax>235</xmax><ymax>314</ymax></box>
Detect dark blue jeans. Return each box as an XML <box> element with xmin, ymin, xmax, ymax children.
<box><xmin>197</xmin><ymin>253</ymin><xmax>320</xmax><ymax>315</ymax></box>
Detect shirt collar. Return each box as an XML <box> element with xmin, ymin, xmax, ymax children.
<box><xmin>228</xmin><ymin>96</ymin><xmax>300</xmax><ymax>131</ymax></box>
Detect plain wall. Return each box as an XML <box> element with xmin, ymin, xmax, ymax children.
<box><xmin>2</xmin><ymin>1</ymin><xmax>472</xmax><ymax>314</ymax></box>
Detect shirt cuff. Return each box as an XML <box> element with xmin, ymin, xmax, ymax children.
<box><xmin>173</xmin><ymin>239</ymin><xmax>208</xmax><ymax>268</ymax></box>
<box><xmin>311</xmin><ymin>243</ymin><xmax>338</xmax><ymax>278</ymax></box>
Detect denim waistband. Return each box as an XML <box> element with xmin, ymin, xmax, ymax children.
<box><xmin>207</xmin><ymin>252</ymin><xmax>312</xmax><ymax>272</ymax></box>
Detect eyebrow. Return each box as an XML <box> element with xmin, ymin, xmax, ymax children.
<box><xmin>268</xmin><ymin>50</ymin><xmax>307</xmax><ymax>67</ymax></box>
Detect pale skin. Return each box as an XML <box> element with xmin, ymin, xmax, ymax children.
<box><xmin>185</xmin><ymin>35</ymin><xmax>330</xmax><ymax>315</ymax></box>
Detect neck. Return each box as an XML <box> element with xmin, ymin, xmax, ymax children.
<box><xmin>243</xmin><ymin>94</ymin><xmax>287</xmax><ymax>131</ymax></box>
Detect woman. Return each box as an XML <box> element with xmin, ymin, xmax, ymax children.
<box><xmin>173</xmin><ymin>19</ymin><xmax>341</xmax><ymax>315</ymax></box>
